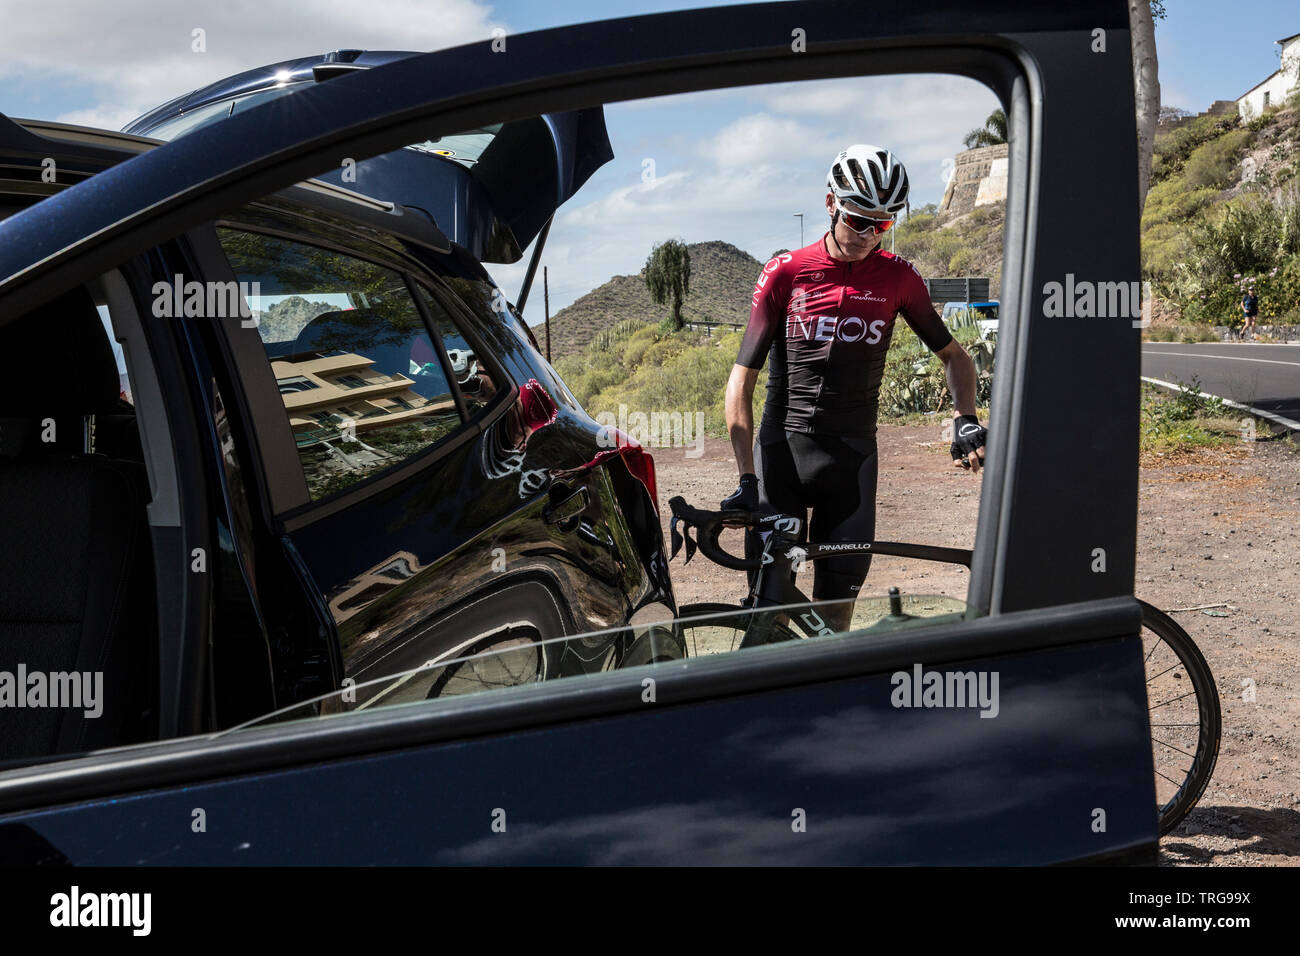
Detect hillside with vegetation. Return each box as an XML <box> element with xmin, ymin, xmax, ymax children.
<box><xmin>1143</xmin><ymin>95</ymin><xmax>1300</xmax><ymax>331</ymax></box>
<box><xmin>553</xmin><ymin>315</ymin><xmax>994</xmax><ymax>441</ymax></box>
<box><xmin>890</xmin><ymin>201</ymin><xmax>1006</xmax><ymax>296</ymax></box>
<box><xmin>545</xmin><ymin>203</ymin><xmax>1007</xmax><ymax>438</ymax></box>
<box><xmin>541</xmin><ymin>240</ymin><xmax>766</xmax><ymax>357</ymax></box>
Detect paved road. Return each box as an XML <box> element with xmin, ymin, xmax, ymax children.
<box><xmin>1140</xmin><ymin>342</ymin><xmax>1300</xmax><ymax>427</ymax></box>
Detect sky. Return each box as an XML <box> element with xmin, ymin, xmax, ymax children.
<box><xmin>2</xmin><ymin>0</ymin><xmax>1298</xmax><ymax>315</ymax></box>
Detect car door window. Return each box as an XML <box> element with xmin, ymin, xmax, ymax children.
<box><xmin>216</xmin><ymin>229</ymin><xmax>463</xmax><ymax>500</ymax></box>
<box><xmin>413</xmin><ymin>284</ymin><xmax>500</xmax><ymax>417</ymax></box>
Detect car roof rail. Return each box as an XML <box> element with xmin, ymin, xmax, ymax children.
<box><xmin>0</xmin><ymin>113</ymin><xmax>139</xmax><ymax>167</ymax></box>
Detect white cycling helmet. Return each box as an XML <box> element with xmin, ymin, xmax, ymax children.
<box><xmin>826</xmin><ymin>144</ymin><xmax>910</xmax><ymax>216</ymax></box>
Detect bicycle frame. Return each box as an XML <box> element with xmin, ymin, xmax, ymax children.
<box><xmin>735</xmin><ymin>513</ymin><xmax>974</xmax><ymax>645</ymax></box>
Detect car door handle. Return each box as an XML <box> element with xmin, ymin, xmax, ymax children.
<box><xmin>544</xmin><ymin>486</ymin><xmax>589</xmax><ymax>526</ymax></box>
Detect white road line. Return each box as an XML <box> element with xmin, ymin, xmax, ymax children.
<box><xmin>1141</xmin><ymin>376</ymin><xmax>1300</xmax><ymax>432</ymax></box>
<box><xmin>1142</xmin><ymin>349</ymin><xmax>1300</xmax><ymax>367</ymax></box>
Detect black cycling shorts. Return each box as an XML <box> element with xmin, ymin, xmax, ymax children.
<box><xmin>745</xmin><ymin>427</ymin><xmax>879</xmax><ymax>601</ymax></box>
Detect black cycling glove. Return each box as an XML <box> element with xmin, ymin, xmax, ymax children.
<box><xmin>951</xmin><ymin>415</ymin><xmax>987</xmax><ymax>468</ymax></box>
<box><xmin>722</xmin><ymin>473</ymin><xmax>759</xmax><ymax>511</ymax></box>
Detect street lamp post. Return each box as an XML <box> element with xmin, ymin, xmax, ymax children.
<box><xmin>794</xmin><ymin>213</ymin><xmax>804</xmax><ymax>248</ymax></box>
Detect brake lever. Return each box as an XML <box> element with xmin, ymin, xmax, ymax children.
<box><xmin>668</xmin><ymin>515</ymin><xmax>698</xmax><ymax>564</ymax></box>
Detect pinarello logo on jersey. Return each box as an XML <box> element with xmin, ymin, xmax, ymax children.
<box><xmin>848</xmin><ymin>290</ymin><xmax>887</xmax><ymax>303</ymax></box>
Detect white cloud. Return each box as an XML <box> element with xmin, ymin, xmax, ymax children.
<box><xmin>761</xmin><ymin>73</ymin><xmax>1001</xmax><ymax>163</ymax></box>
<box><xmin>500</xmin><ymin>75</ymin><xmax>999</xmax><ymax>315</ymax></box>
<box><xmin>0</xmin><ymin>0</ymin><xmax>503</xmax><ymax>129</ymax></box>
<box><xmin>697</xmin><ymin>112</ymin><xmax>838</xmax><ymax>167</ymax></box>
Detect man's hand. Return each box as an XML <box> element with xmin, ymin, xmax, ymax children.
<box><xmin>722</xmin><ymin>473</ymin><xmax>759</xmax><ymax>510</ymax></box>
<box><xmin>951</xmin><ymin>415</ymin><xmax>986</xmax><ymax>473</ymax></box>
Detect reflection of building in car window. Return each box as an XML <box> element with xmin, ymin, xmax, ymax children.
<box><xmin>271</xmin><ymin>350</ymin><xmax>453</xmax><ymax>448</ymax></box>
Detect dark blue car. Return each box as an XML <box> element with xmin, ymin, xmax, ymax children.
<box><xmin>0</xmin><ymin>0</ymin><xmax>1159</xmax><ymax>865</ymax></box>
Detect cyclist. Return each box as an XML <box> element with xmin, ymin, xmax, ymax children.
<box><xmin>721</xmin><ymin>144</ymin><xmax>986</xmax><ymax>633</ymax></box>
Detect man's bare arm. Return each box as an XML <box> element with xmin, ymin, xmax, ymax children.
<box><xmin>725</xmin><ymin>364</ymin><xmax>761</xmax><ymax>475</ymax></box>
<box><xmin>935</xmin><ymin>339</ymin><xmax>978</xmax><ymax>418</ymax></box>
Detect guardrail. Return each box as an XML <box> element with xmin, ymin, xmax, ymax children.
<box><xmin>683</xmin><ymin>320</ymin><xmax>744</xmax><ymax>335</ymax></box>
<box><xmin>924</xmin><ymin>277</ymin><xmax>990</xmax><ymax>303</ymax></box>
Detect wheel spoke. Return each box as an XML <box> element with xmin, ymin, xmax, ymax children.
<box><xmin>1154</xmin><ymin>767</ymin><xmax>1186</xmax><ymax>788</ymax></box>
<box><xmin>1146</xmin><ymin>660</ymin><xmax>1182</xmax><ymax>683</ymax></box>
<box><xmin>1151</xmin><ymin>736</ymin><xmax>1197</xmax><ymax>759</ymax></box>
<box><xmin>1149</xmin><ymin>689</ymin><xmax>1197</xmax><ymax>711</ymax></box>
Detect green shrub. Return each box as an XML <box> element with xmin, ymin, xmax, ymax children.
<box><xmin>1152</xmin><ymin>112</ymin><xmax>1239</xmax><ymax>183</ymax></box>
<box><xmin>1140</xmin><ymin>378</ymin><xmax>1231</xmax><ymax>453</ymax></box>
<box><xmin>928</xmin><ymin>232</ymin><xmax>964</xmax><ymax>270</ymax></box>
<box><xmin>1142</xmin><ymin>221</ymin><xmax>1193</xmax><ymax>278</ymax></box>
<box><xmin>622</xmin><ymin>325</ymin><xmax>660</xmax><ymax>367</ymax></box>
<box><xmin>1142</xmin><ymin>179</ymin><xmax>1218</xmax><ymax>228</ymax></box>
<box><xmin>878</xmin><ymin>324</ymin><xmax>994</xmax><ymax>416</ymax></box>
<box><xmin>1246</xmin><ymin>110</ymin><xmax>1276</xmax><ymax>133</ymax></box>
<box><xmin>1183</xmin><ymin>129</ymin><xmax>1250</xmax><ymax>189</ymax></box>
<box><xmin>948</xmin><ymin>247</ymin><xmax>976</xmax><ymax>274</ymax></box>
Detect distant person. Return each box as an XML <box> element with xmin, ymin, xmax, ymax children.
<box><xmin>1241</xmin><ymin>287</ymin><xmax>1258</xmax><ymax>340</ymax></box>
<box><xmin>722</xmin><ymin>144</ymin><xmax>985</xmax><ymax>633</ymax></box>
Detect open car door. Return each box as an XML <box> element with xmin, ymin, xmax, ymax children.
<box><xmin>0</xmin><ymin>0</ymin><xmax>1154</xmax><ymax>864</ymax></box>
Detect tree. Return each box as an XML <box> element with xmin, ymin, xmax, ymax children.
<box><xmin>644</xmin><ymin>239</ymin><xmax>691</xmax><ymax>331</ymax></box>
<box><xmin>962</xmin><ymin>108</ymin><xmax>1007</xmax><ymax>149</ymax></box>
<box><xmin>1131</xmin><ymin>0</ymin><xmax>1164</xmax><ymax>215</ymax></box>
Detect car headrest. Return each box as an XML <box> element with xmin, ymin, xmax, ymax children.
<box><xmin>0</xmin><ymin>286</ymin><xmax>120</xmax><ymax>416</ymax></box>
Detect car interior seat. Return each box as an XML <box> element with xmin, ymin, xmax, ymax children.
<box><xmin>0</xmin><ymin>287</ymin><xmax>157</xmax><ymax>762</ymax></box>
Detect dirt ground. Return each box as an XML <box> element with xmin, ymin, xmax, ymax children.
<box><xmin>653</xmin><ymin>425</ymin><xmax>1300</xmax><ymax>866</ymax></box>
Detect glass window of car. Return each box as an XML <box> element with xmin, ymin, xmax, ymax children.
<box><xmin>216</xmin><ymin>229</ymin><xmax>463</xmax><ymax>500</ymax></box>
<box><xmin>142</xmin><ymin>85</ymin><xmax>310</xmax><ymax>141</ymax></box>
<box><xmin>414</xmin><ymin>285</ymin><xmax>500</xmax><ymax>417</ymax></box>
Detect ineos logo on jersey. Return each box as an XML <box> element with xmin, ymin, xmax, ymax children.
<box><xmin>753</xmin><ymin>254</ymin><xmax>795</xmax><ymax>305</ymax></box>
<box><xmin>787</xmin><ymin>315</ymin><xmax>888</xmax><ymax>344</ymax></box>
<box><xmin>763</xmin><ymin>252</ymin><xmax>794</xmax><ymax>274</ymax></box>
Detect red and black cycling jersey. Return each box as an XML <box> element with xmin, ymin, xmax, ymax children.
<box><xmin>736</xmin><ymin>234</ymin><xmax>953</xmax><ymax>437</ymax></box>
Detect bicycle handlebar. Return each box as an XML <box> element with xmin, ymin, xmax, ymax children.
<box><xmin>667</xmin><ymin>496</ymin><xmax>973</xmax><ymax>572</ymax></box>
<box><xmin>668</xmin><ymin>496</ymin><xmax>758</xmax><ymax>570</ymax></box>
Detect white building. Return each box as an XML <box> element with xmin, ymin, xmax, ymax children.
<box><xmin>1237</xmin><ymin>31</ymin><xmax>1300</xmax><ymax>119</ymax></box>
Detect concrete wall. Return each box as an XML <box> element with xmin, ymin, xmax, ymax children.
<box><xmin>940</xmin><ymin>143</ymin><xmax>1008</xmax><ymax>217</ymax></box>
<box><xmin>1158</xmin><ymin>100</ymin><xmax>1236</xmax><ymax>133</ymax></box>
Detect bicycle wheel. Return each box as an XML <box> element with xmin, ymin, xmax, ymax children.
<box><xmin>426</xmin><ymin>630</ymin><xmax>546</xmax><ymax>699</ymax></box>
<box><xmin>677</xmin><ymin>602</ymin><xmax>801</xmax><ymax>656</ymax></box>
<box><xmin>1139</xmin><ymin>600</ymin><xmax>1221</xmax><ymax>836</ymax></box>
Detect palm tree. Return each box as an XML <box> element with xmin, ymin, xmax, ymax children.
<box><xmin>644</xmin><ymin>239</ymin><xmax>692</xmax><ymax>331</ymax></box>
<box><xmin>962</xmin><ymin>108</ymin><xmax>1007</xmax><ymax>150</ymax></box>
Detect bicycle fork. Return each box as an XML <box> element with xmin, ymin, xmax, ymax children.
<box><xmin>740</xmin><ymin>518</ymin><xmax>834</xmax><ymax>647</ymax></box>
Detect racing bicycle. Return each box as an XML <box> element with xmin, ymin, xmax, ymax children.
<box><xmin>667</xmin><ymin>495</ymin><xmax>1221</xmax><ymax>837</ymax></box>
